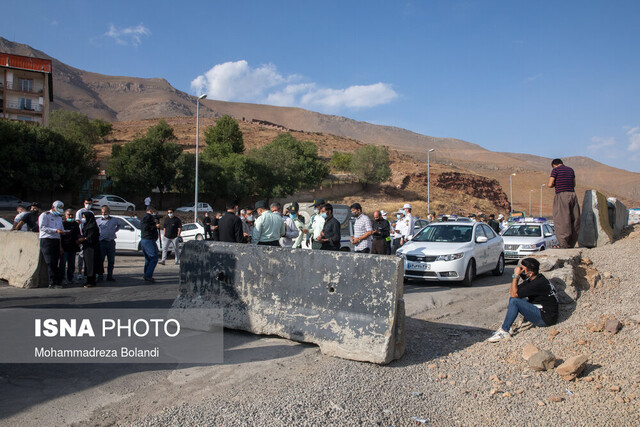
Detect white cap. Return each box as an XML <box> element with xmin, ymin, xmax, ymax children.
<box><xmin>402</xmin><ymin>203</ymin><xmax>412</xmax><ymax>210</ymax></box>
<box><xmin>380</xmin><ymin>210</ymin><xmax>387</xmax><ymax>216</ymax></box>
<box><xmin>53</xmin><ymin>200</ymin><xmax>64</xmax><ymax>215</ymax></box>
<box><xmin>497</xmin><ymin>214</ymin><xmax>504</xmax><ymax>219</ymax></box>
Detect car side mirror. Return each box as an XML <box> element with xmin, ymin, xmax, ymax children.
<box><xmin>544</xmin><ymin>232</ymin><xmax>553</xmax><ymax>237</ymax></box>
<box><xmin>476</xmin><ymin>236</ymin><xmax>488</xmax><ymax>243</ymax></box>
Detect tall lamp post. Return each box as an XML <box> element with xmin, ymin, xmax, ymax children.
<box><xmin>427</xmin><ymin>148</ymin><xmax>435</xmax><ymax>216</ymax></box>
<box><xmin>194</xmin><ymin>93</ymin><xmax>207</xmax><ymax>223</ymax></box>
<box><xmin>509</xmin><ymin>173</ymin><xmax>516</xmax><ymax>215</ymax></box>
<box><xmin>540</xmin><ymin>184</ymin><xmax>545</xmax><ymax>217</ymax></box>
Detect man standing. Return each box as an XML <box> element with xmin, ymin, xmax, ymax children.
<box><xmin>160</xmin><ymin>208</ymin><xmax>182</xmax><ymax>265</ymax></box>
<box><xmin>252</xmin><ymin>200</ymin><xmax>285</xmax><ymax>246</ymax></box>
<box><xmin>548</xmin><ymin>158</ymin><xmax>580</xmax><ymax>248</ymax></box>
<box><xmin>240</xmin><ymin>208</ymin><xmax>255</xmax><ymax>243</ymax></box>
<box><xmin>318</xmin><ymin>203</ymin><xmax>341</xmax><ymax>251</ymax></box>
<box><xmin>144</xmin><ymin>196</ymin><xmax>151</xmax><ymax>210</ymax></box>
<box><xmin>349</xmin><ymin>203</ymin><xmax>373</xmax><ymax>253</ymax></box>
<box><xmin>74</xmin><ymin>198</ymin><xmax>93</xmax><ymax>280</ymax></box>
<box><xmin>400</xmin><ymin>203</ymin><xmax>416</xmax><ymax>245</ymax></box>
<box><xmin>14</xmin><ymin>203</ymin><xmax>40</xmax><ymax>232</ymax></box>
<box><xmin>371</xmin><ymin>210</ymin><xmax>391</xmax><ymax>255</ymax></box>
<box><xmin>391</xmin><ymin>210</ymin><xmax>404</xmax><ymax>254</ymax></box>
<box><xmin>307</xmin><ymin>199</ymin><xmax>326</xmax><ymax>249</ymax></box>
<box><xmin>96</xmin><ymin>206</ymin><xmax>121</xmax><ymax>281</ymax></box>
<box><xmin>140</xmin><ymin>205</ymin><xmax>161</xmax><ymax>282</ymax></box>
<box><xmin>281</xmin><ymin>202</ymin><xmax>300</xmax><ymax>248</ymax></box>
<box><xmin>202</xmin><ymin>212</ymin><xmax>212</xmax><ymax>240</ymax></box>
<box><xmin>39</xmin><ymin>201</ymin><xmax>67</xmax><ymax>289</ymax></box>
<box><xmin>13</xmin><ymin>206</ymin><xmax>29</xmax><ymax>231</ymax></box>
<box><xmin>488</xmin><ymin>214</ymin><xmax>501</xmax><ymax>234</ymax></box>
<box><xmin>289</xmin><ymin>203</ymin><xmax>307</xmax><ymax>248</ymax></box>
<box><xmin>59</xmin><ymin>209</ymin><xmax>81</xmax><ymax>285</ymax></box>
<box><xmin>218</xmin><ymin>201</ymin><xmax>244</xmax><ymax>243</ymax></box>
<box><xmin>498</xmin><ymin>214</ymin><xmax>509</xmax><ymax>233</ymax></box>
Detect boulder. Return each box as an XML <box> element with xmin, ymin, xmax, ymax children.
<box><xmin>546</xmin><ymin>265</ymin><xmax>577</xmax><ymax>303</ymax></box>
<box><xmin>556</xmin><ymin>355</ymin><xmax>588</xmax><ymax>380</ymax></box>
<box><xmin>0</xmin><ymin>231</ymin><xmax>48</xmax><ymax>288</ymax></box>
<box><xmin>605</xmin><ymin>319</ymin><xmax>622</xmax><ymax>334</ymax></box>
<box><xmin>578</xmin><ymin>190</ymin><xmax>615</xmax><ymax>248</ymax></box>
<box><xmin>528</xmin><ymin>349</ymin><xmax>556</xmax><ymax>371</ymax></box>
<box><xmin>522</xmin><ymin>344</ymin><xmax>540</xmax><ymax>361</ymax></box>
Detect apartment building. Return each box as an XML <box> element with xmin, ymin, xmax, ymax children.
<box><xmin>0</xmin><ymin>53</ymin><xmax>53</xmax><ymax>126</ymax></box>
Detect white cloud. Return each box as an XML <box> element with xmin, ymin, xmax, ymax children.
<box><xmin>625</xmin><ymin>126</ymin><xmax>639</xmax><ymax>136</ymax></box>
<box><xmin>588</xmin><ymin>136</ymin><xmax>615</xmax><ymax>152</ymax></box>
<box><xmin>628</xmin><ymin>131</ymin><xmax>640</xmax><ymax>152</ymax></box>
<box><xmin>104</xmin><ymin>24</ymin><xmax>151</xmax><ymax>46</ymax></box>
<box><xmin>524</xmin><ymin>73</ymin><xmax>542</xmax><ymax>83</ymax></box>
<box><xmin>191</xmin><ymin>60</ymin><xmax>398</xmax><ymax>112</ymax></box>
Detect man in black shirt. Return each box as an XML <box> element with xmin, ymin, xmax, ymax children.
<box><xmin>218</xmin><ymin>201</ymin><xmax>243</xmax><ymax>243</ymax></box>
<box><xmin>140</xmin><ymin>206</ymin><xmax>161</xmax><ymax>282</ymax></box>
<box><xmin>488</xmin><ymin>214</ymin><xmax>501</xmax><ymax>234</ymax></box>
<box><xmin>488</xmin><ymin>257</ymin><xmax>559</xmax><ymax>342</ymax></box>
<box><xmin>202</xmin><ymin>212</ymin><xmax>212</xmax><ymax>240</ymax></box>
<box><xmin>318</xmin><ymin>203</ymin><xmax>341</xmax><ymax>251</ymax></box>
<box><xmin>371</xmin><ymin>210</ymin><xmax>391</xmax><ymax>255</ymax></box>
<box><xmin>160</xmin><ymin>209</ymin><xmax>182</xmax><ymax>265</ymax></box>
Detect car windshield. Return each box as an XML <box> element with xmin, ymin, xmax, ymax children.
<box><xmin>503</xmin><ymin>225</ymin><xmax>541</xmax><ymax>237</ymax></box>
<box><xmin>125</xmin><ymin>218</ymin><xmax>141</xmax><ymax>229</ymax></box>
<box><xmin>412</xmin><ymin>224</ymin><xmax>473</xmax><ymax>243</ymax></box>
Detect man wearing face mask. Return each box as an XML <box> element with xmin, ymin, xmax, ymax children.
<box><xmin>218</xmin><ymin>201</ymin><xmax>243</xmax><ymax>243</ymax></box>
<box><xmin>488</xmin><ymin>257</ymin><xmax>559</xmax><ymax>342</ymax></box>
<box><xmin>281</xmin><ymin>202</ymin><xmax>302</xmax><ymax>247</ymax></box>
<box><xmin>160</xmin><ymin>209</ymin><xmax>183</xmax><ymax>264</ymax></box>
<box><xmin>289</xmin><ymin>203</ymin><xmax>307</xmax><ymax>248</ymax></box>
<box><xmin>371</xmin><ymin>210</ymin><xmax>391</xmax><ymax>255</ymax></box>
<box><xmin>252</xmin><ymin>200</ymin><xmax>285</xmax><ymax>246</ymax></box>
<box><xmin>306</xmin><ymin>199</ymin><xmax>326</xmax><ymax>250</ymax></box>
<box><xmin>318</xmin><ymin>203</ymin><xmax>341</xmax><ymax>251</ymax></box>
<box><xmin>39</xmin><ymin>200</ymin><xmax>68</xmax><ymax>289</ymax></box>
<box><xmin>74</xmin><ymin>198</ymin><xmax>93</xmax><ymax>280</ymax></box>
<box><xmin>391</xmin><ymin>210</ymin><xmax>405</xmax><ymax>254</ymax></box>
<box><xmin>240</xmin><ymin>208</ymin><xmax>254</xmax><ymax>243</ymax></box>
<box><xmin>59</xmin><ymin>209</ymin><xmax>81</xmax><ymax>285</ymax></box>
<box><xmin>96</xmin><ymin>206</ymin><xmax>121</xmax><ymax>281</ymax></box>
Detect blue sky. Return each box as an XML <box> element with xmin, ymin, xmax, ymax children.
<box><xmin>5</xmin><ymin>1</ymin><xmax>640</xmax><ymax>172</ymax></box>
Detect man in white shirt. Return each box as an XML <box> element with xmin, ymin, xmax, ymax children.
<box><xmin>400</xmin><ymin>203</ymin><xmax>416</xmax><ymax>245</ymax></box>
<box><xmin>39</xmin><ymin>201</ymin><xmax>67</xmax><ymax>288</ymax></box>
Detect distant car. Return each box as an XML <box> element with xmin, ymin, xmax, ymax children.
<box><xmin>502</xmin><ymin>221</ymin><xmax>557</xmax><ymax>261</ymax></box>
<box><xmin>91</xmin><ymin>195</ymin><xmax>135</xmax><ymax>212</ymax></box>
<box><xmin>0</xmin><ymin>217</ymin><xmax>13</xmax><ymax>230</ymax></box>
<box><xmin>112</xmin><ymin>215</ymin><xmax>174</xmax><ymax>253</ymax></box>
<box><xmin>176</xmin><ymin>203</ymin><xmax>214</xmax><ymax>213</ymax></box>
<box><xmin>180</xmin><ymin>223</ymin><xmax>206</xmax><ymax>241</ymax></box>
<box><xmin>396</xmin><ymin>220</ymin><xmax>505</xmax><ymax>286</ymax></box>
<box><xmin>0</xmin><ymin>195</ymin><xmax>31</xmax><ymax>210</ymax></box>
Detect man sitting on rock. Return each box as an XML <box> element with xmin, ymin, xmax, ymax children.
<box><xmin>488</xmin><ymin>257</ymin><xmax>559</xmax><ymax>342</ymax></box>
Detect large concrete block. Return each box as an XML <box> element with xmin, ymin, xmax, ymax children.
<box><xmin>0</xmin><ymin>231</ymin><xmax>48</xmax><ymax>288</ymax></box>
<box><xmin>612</xmin><ymin>199</ymin><xmax>629</xmax><ymax>238</ymax></box>
<box><xmin>578</xmin><ymin>190</ymin><xmax>614</xmax><ymax>248</ymax></box>
<box><xmin>173</xmin><ymin>241</ymin><xmax>405</xmax><ymax>364</ymax></box>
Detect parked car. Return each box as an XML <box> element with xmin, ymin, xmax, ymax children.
<box><xmin>0</xmin><ymin>195</ymin><xmax>31</xmax><ymax>210</ymax></box>
<box><xmin>502</xmin><ymin>221</ymin><xmax>557</xmax><ymax>261</ymax></box>
<box><xmin>396</xmin><ymin>220</ymin><xmax>504</xmax><ymax>286</ymax></box>
<box><xmin>176</xmin><ymin>202</ymin><xmax>214</xmax><ymax>213</ymax></box>
<box><xmin>180</xmin><ymin>223</ymin><xmax>206</xmax><ymax>241</ymax></box>
<box><xmin>91</xmin><ymin>195</ymin><xmax>135</xmax><ymax>212</ymax></box>
<box><xmin>112</xmin><ymin>215</ymin><xmax>174</xmax><ymax>253</ymax></box>
<box><xmin>0</xmin><ymin>217</ymin><xmax>13</xmax><ymax>230</ymax></box>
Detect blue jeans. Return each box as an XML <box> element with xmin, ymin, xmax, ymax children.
<box><xmin>58</xmin><ymin>251</ymin><xmax>77</xmax><ymax>282</ymax></box>
<box><xmin>501</xmin><ymin>298</ymin><xmax>547</xmax><ymax>331</ymax></box>
<box><xmin>99</xmin><ymin>240</ymin><xmax>116</xmax><ymax>278</ymax></box>
<box><xmin>140</xmin><ymin>239</ymin><xmax>158</xmax><ymax>279</ymax></box>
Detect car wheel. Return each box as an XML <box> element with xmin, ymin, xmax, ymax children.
<box><xmin>461</xmin><ymin>259</ymin><xmax>475</xmax><ymax>287</ymax></box>
<box><xmin>127</xmin><ymin>206</ymin><xmax>134</xmax><ymax>212</ymax></box>
<box><xmin>195</xmin><ymin>234</ymin><xmax>204</xmax><ymax>240</ymax></box>
<box><xmin>492</xmin><ymin>253</ymin><xmax>505</xmax><ymax>276</ymax></box>
<box><xmin>539</xmin><ymin>246</ymin><xmax>545</xmax><ymax>251</ymax></box>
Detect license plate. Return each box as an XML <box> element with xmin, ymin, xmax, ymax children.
<box><xmin>505</xmin><ymin>251</ymin><xmax>518</xmax><ymax>256</ymax></box>
<box><xmin>407</xmin><ymin>262</ymin><xmax>430</xmax><ymax>271</ymax></box>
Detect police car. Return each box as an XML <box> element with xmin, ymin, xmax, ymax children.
<box><xmin>501</xmin><ymin>218</ymin><xmax>557</xmax><ymax>261</ymax></box>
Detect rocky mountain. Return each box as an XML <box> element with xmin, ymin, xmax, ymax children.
<box><xmin>1</xmin><ymin>37</ymin><xmax>638</xmax><ymax>204</ymax></box>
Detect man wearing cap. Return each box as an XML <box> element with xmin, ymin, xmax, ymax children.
<box><xmin>350</xmin><ymin>203</ymin><xmax>373</xmax><ymax>253</ymax></box>
<box><xmin>499</xmin><ymin>214</ymin><xmax>509</xmax><ymax>233</ymax></box>
<box><xmin>371</xmin><ymin>210</ymin><xmax>391</xmax><ymax>255</ymax></box>
<box><xmin>252</xmin><ymin>200</ymin><xmax>285</xmax><ymax>246</ymax></box>
<box><xmin>399</xmin><ymin>203</ymin><xmax>416</xmax><ymax>246</ymax></box>
<box><xmin>306</xmin><ymin>198</ymin><xmax>326</xmax><ymax>249</ymax></box>
<box><xmin>288</xmin><ymin>203</ymin><xmax>307</xmax><ymax>248</ymax></box>
<box><xmin>39</xmin><ymin>201</ymin><xmax>68</xmax><ymax>288</ymax></box>
<box><xmin>318</xmin><ymin>203</ymin><xmax>341</xmax><ymax>251</ymax></box>
<box><xmin>391</xmin><ymin>210</ymin><xmax>404</xmax><ymax>254</ymax></box>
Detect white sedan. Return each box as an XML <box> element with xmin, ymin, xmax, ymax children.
<box><xmin>502</xmin><ymin>222</ymin><xmax>557</xmax><ymax>261</ymax></box>
<box><xmin>0</xmin><ymin>217</ymin><xmax>13</xmax><ymax>230</ymax></box>
<box><xmin>396</xmin><ymin>221</ymin><xmax>504</xmax><ymax>287</ymax></box>
<box><xmin>180</xmin><ymin>223</ymin><xmax>206</xmax><ymax>241</ymax></box>
<box><xmin>91</xmin><ymin>195</ymin><xmax>136</xmax><ymax>212</ymax></box>
<box><xmin>112</xmin><ymin>215</ymin><xmax>175</xmax><ymax>253</ymax></box>
<box><xmin>176</xmin><ymin>203</ymin><xmax>213</xmax><ymax>213</ymax></box>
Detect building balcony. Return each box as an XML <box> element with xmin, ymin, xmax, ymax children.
<box><xmin>4</xmin><ymin>82</ymin><xmax>43</xmax><ymax>94</ymax></box>
<box><xmin>5</xmin><ymin>101</ymin><xmax>43</xmax><ymax>112</ymax></box>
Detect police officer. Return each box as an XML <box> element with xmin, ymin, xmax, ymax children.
<box><xmin>39</xmin><ymin>201</ymin><xmax>67</xmax><ymax>288</ymax></box>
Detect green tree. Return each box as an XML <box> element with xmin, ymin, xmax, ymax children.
<box><xmin>48</xmin><ymin>110</ymin><xmax>111</xmax><ymax>146</ymax></box>
<box><xmin>351</xmin><ymin>145</ymin><xmax>391</xmax><ymax>185</ymax></box>
<box><xmin>203</xmin><ymin>115</ymin><xmax>244</xmax><ymax>159</ymax></box>
<box><xmin>108</xmin><ymin>121</ymin><xmax>182</xmax><ymax>207</ymax></box>
<box><xmin>173</xmin><ymin>153</ymin><xmax>196</xmax><ymax>201</ymax></box>
<box><xmin>0</xmin><ymin>119</ymin><xmax>98</xmax><ymax>198</ymax></box>
<box><xmin>330</xmin><ymin>151</ymin><xmax>353</xmax><ymax>171</ymax></box>
<box><xmin>250</xmin><ymin>133</ymin><xmax>329</xmax><ymax>199</ymax></box>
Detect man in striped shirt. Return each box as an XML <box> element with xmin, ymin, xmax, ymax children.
<box><xmin>349</xmin><ymin>203</ymin><xmax>373</xmax><ymax>253</ymax></box>
<box><xmin>548</xmin><ymin>158</ymin><xmax>580</xmax><ymax>248</ymax></box>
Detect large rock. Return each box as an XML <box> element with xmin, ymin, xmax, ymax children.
<box><xmin>528</xmin><ymin>349</ymin><xmax>556</xmax><ymax>371</ymax></box>
<box><xmin>612</xmin><ymin>199</ymin><xmax>629</xmax><ymax>238</ymax></box>
<box><xmin>556</xmin><ymin>355</ymin><xmax>588</xmax><ymax>380</ymax></box>
<box><xmin>545</xmin><ymin>265</ymin><xmax>577</xmax><ymax>303</ymax></box>
<box><xmin>578</xmin><ymin>190</ymin><xmax>615</xmax><ymax>248</ymax></box>
<box><xmin>173</xmin><ymin>241</ymin><xmax>406</xmax><ymax>364</ymax></box>
<box><xmin>0</xmin><ymin>231</ymin><xmax>48</xmax><ymax>288</ymax></box>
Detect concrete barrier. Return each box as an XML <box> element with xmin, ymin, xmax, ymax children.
<box><xmin>609</xmin><ymin>199</ymin><xmax>629</xmax><ymax>238</ymax></box>
<box><xmin>578</xmin><ymin>190</ymin><xmax>615</xmax><ymax>248</ymax></box>
<box><xmin>173</xmin><ymin>241</ymin><xmax>405</xmax><ymax>364</ymax></box>
<box><xmin>0</xmin><ymin>231</ymin><xmax>47</xmax><ymax>288</ymax></box>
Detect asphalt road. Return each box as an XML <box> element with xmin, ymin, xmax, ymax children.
<box><xmin>0</xmin><ymin>253</ymin><xmax>515</xmax><ymax>426</ymax></box>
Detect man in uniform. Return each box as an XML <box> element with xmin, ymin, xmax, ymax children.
<box><xmin>252</xmin><ymin>200</ymin><xmax>285</xmax><ymax>246</ymax></box>
<box><xmin>371</xmin><ymin>210</ymin><xmax>391</xmax><ymax>254</ymax></box>
<box><xmin>399</xmin><ymin>203</ymin><xmax>416</xmax><ymax>246</ymax></box>
<box><xmin>281</xmin><ymin>202</ymin><xmax>301</xmax><ymax>247</ymax></box>
<box><xmin>39</xmin><ymin>201</ymin><xmax>67</xmax><ymax>288</ymax></box>
<box><xmin>306</xmin><ymin>198</ymin><xmax>325</xmax><ymax>249</ymax></box>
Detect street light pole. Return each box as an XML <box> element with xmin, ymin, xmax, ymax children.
<box><xmin>540</xmin><ymin>184</ymin><xmax>545</xmax><ymax>217</ymax></box>
<box><xmin>509</xmin><ymin>173</ymin><xmax>516</xmax><ymax>215</ymax></box>
<box><xmin>194</xmin><ymin>93</ymin><xmax>207</xmax><ymax>223</ymax></box>
<box><xmin>427</xmin><ymin>148</ymin><xmax>435</xmax><ymax>216</ymax></box>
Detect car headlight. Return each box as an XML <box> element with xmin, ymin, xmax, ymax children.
<box><xmin>435</xmin><ymin>253</ymin><xmax>464</xmax><ymax>261</ymax></box>
<box><xmin>520</xmin><ymin>244</ymin><xmax>538</xmax><ymax>249</ymax></box>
